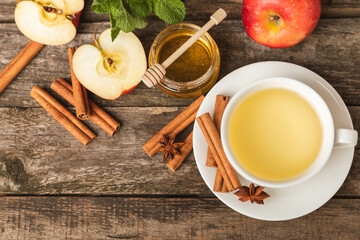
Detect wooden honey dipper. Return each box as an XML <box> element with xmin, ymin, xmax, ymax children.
<box><xmin>141</xmin><ymin>8</ymin><xmax>227</xmax><ymax>88</ymax></box>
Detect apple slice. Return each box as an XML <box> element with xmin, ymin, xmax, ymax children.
<box><xmin>72</xmin><ymin>29</ymin><xmax>147</xmax><ymax>100</ymax></box>
<box><xmin>14</xmin><ymin>0</ymin><xmax>84</xmax><ymax>45</ymax></box>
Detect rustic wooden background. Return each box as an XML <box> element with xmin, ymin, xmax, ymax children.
<box><xmin>0</xmin><ymin>0</ymin><xmax>359</xmax><ymax>239</ymax></box>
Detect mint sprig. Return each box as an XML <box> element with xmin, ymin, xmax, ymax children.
<box><xmin>153</xmin><ymin>0</ymin><xmax>185</xmax><ymax>24</ymax></box>
<box><xmin>92</xmin><ymin>0</ymin><xmax>186</xmax><ymax>41</ymax></box>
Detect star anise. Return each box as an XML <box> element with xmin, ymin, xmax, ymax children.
<box><xmin>155</xmin><ymin>134</ymin><xmax>184</xmax><ymax>162</ymax></box>
<box><xmin>234</xmin><ymin>183</ymin><xmax>270</xmax><ymax>205</ymax></box>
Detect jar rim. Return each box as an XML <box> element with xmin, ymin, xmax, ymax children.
<box><xmin>148</xmin><ymin>23</ymin><xmax>220</xmax><ymax>92</ymax></box>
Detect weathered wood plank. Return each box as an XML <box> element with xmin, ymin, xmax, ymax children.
<box><xmin>0</xmin><ymin>106</ymin><xmax>358</xmax><ymax>195</ymax></box>
<box><xmin>0</xmin><ymin>18</ymin><xmax>360</xmax><ymax>107</ymax></box>
<box><xmin>0</xmin><ymin>197</ymin><xmax>358</xmax><ymax>240</ymax></box>
<box><xmin>1</xmin><ymin>0</ymin><xmax>360</xmax><ymax>23</ymax></box>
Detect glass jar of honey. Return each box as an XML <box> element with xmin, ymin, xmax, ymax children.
<box><xmin>148</xmin><ymin>23</ymin><xmax>220</xmax><ymax>99</ymax></box>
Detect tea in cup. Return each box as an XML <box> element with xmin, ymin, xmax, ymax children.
<box><xmin>221</xmin><ymin>77</ymin><xmax>358</xmax><ymax>188</ymax></box>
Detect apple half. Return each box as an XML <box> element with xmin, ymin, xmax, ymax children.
<box><xmin>72</xmin><ymin>29</ymin><xmax>147</xmax><ymax>100</ymax></box>
<box><xmin>15</xmin><ymin>0</ymin><xmax>84</xmax><ymax>45</ymax></box>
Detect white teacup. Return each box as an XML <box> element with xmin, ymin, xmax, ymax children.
<box><xmin>221</xmin><ymin>77</ymin><xmax>358</xmax><ymax>188</ymax></box>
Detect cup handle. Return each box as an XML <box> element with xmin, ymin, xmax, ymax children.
<box><xmin>334</xmin><ymin>129</ymin><xmax>358</xmax><ymax>148</ymax></box>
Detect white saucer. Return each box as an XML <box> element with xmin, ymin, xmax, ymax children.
<box><xmin>193</xmin><ymin>61</ymin><xmax>356</xmax><ymax>221</ymax></box>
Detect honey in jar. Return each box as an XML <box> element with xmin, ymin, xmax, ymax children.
<box><xmin>149</xmin><ymin>23</ymin><xmax>220</xmax><ymax>99</ymax></box>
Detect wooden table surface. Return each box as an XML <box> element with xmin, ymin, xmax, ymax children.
<box><xmin>1</xmin><ymin>0</ymin><xmax>360</xmax><ymax>239</ymax></box>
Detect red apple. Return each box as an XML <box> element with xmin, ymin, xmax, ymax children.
<box><xmin>242</xmin><ymin>0</ymin><xmax>321</xmax><ymax>48</ymax></box>
<box><xmin>14</xmin><ymin>0</ymin><xmax>84</xmax><ymax>45</ymax></box>
<box><xmin>72</xmin><ymin>29</ymin><xmax>147</xmax><ymax>100</ymax></box>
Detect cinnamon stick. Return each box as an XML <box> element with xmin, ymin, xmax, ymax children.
<box><xmin>51</xmin><ymin>78</ymin><xmax>120</xmax><ymax>136</ymax></box>
<box><xmin>206</xmin><ymin>95</ymin><xmax>230</xmax><ymax>167</ymax></box>
<box><xmin>207</xmin><ymin>95</ymin><xmax>230</xmax><ymax>192</ymax></box>
<box><xmin>167</xmin><ymin>131</ymin><xmax>193</xmax><ymax>172</ymax></box>
<box><xmin>143</xmin><ymin>95</ymin><xmax>204</xmax><ymax>157</ymax></box>
<box><xmin>213</xmin><ymin>169</ymin><xmax>224</xmax><ymax>192</ymax></box>
<box><xmin>68</xmin><ymin>47</ymin><xmax>90</xmax><ymax>120</ymax></box>
<box><xmin>196</xmin><ymin>113</ymin><xmax>241</xmax><ymax>191</ymax></box>
<box><xmin>213</xmin><ymin>168</ymin><xmax>229</xmax><ymax>192</ymax></box>
<box><xmin>30</xmin><ymin>86</ymin><xmax>95</xmax><ymax>145</ymax></box>
<box><xmin>0</xmin><ymin>41</ymin><xmax>43</xmax><ymax>93</ymax></box>
<box><xmin>221</xmin><ymin>180</ymin><xmax>228</xmax><ymax>192</ymax></box>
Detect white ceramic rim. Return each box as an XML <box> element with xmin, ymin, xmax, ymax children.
<box><xmin>221</xmin><ymin>77</ymin><xmax>334</xmax><ymax>188</ymax></box>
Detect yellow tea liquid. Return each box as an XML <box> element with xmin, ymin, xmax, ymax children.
<box><xmin>229</xmin><ymin>89</ymin><xmax>323</xmax><ymax>181</ymax></box>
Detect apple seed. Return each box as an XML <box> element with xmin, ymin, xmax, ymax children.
<box><xmin>66</xmin><ymin>15</ymin><xmax>75</xmax><ymax>21</ymax></box>
<box><xmin>43</xmin><ymin>5</ymin><xmax>63</xmax><ymax>16</ymax></box>
<box><xmin>43</xmin><ymin>6</ymin><xmax>52</xmax><ymax>12</ymax></box>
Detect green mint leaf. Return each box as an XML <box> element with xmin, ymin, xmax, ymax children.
<box><xmin>134</xmin><ymin>16</ymin><xmax>147</xmax><ymax>29</ymax></box>
<box><xmin>92</xmin><ymin>0</ymin><xmax>111</xmax><ymax>14</ymax></box>
<box><xmin>111</xmin><ymin>26</ymin><xmax>121</xmax><ymax>41</ymax></box>
<box><xmin>109</xmin><ymin>0</ymin><xmax>148</xmax><ymax>40</ymax></box>
<box><xmin>92</xmin><ymin>0</ymin><xmax>186</xmax><ymax>41</ymax></box>
<box><xmin>109</xmin><ymin>2</ymin><xmax>118</xmax><ymax>26</ymax></box>
<box><xmin>116</xmin><ymin>1</ymin><xmax>137</xmax><ymax>32</ymax></box>
<box><xmin>153</xmin><ymin>0</ymin><xmax>185</xmax><ymax>24</ymax></box>
<box><xmin>126</xmin><ymin>0</ymin><xmax>152</xmax><ymax>17</ymax></box>
<box><xmin>109</xmin><ymin>1</ymin><xmax>123</xmax><ymax>41</ymax></box>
